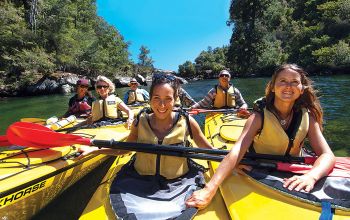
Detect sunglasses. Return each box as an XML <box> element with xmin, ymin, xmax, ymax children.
<box><xmin>152</xmin><ymin>73</ymin><xmax>176</xmax><ymax>82</ymax></box>
<box><xmin>96</xmin><ymin>85</ymin><xmax>109</xmax><ymax>89</ymax></box>
<box><xmin>130</xmin><ymin>82</ymin><xmax>138</xmax><ymax>85</ymax></box>
<box><xmin>219</xmin><ymin>74</ymin><xmax>230</xmax><ymax>78</ymax></box>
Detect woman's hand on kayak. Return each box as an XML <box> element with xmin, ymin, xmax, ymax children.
<box><xmin>126</xmin><ymin>117</ymin><xmax>134</xmax><ymax>130</ymax></box>
<box><xmin>185</xmin><ymin>187</ymin><xmax>216</xmax><ymax>210</ymax></box>
<box><xmin>78</xmin><ymin>146</ymin><xmax>100</xmax><ymax>157</ymax></box>
<box><xmin>78</xmin><ymin>146</ymin><xmax>129</xmax><ymax>157</ymax></box>
<box><xmin>283</xmin><ymin>174</ymin><xmax>317</xmax><ymax>192</ymax></box>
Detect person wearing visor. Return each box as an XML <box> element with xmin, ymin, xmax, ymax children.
<box><xmin>191</xmin><ymin>70</ymin><xmax>248</xmax><ymax>110</ymax></box>
<box><xmin>123</xmin><ymin>78</ymin><xmax>149</xmax><ymax>105</ymax></box>
<box><xmin>90</xmin><ymin>75</ymin><xmax>134</xmax><ymax>129</ymax></box>
<box><xmin>63</xmin><ymin>78</ymin><xmax>96</xmax><ymax>118</ymax></box>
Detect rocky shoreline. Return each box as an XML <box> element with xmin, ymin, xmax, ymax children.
<box><xmin>0</xmin><ymin>72</ymin><xmax>148</xmax><ymax>97</ymax></box>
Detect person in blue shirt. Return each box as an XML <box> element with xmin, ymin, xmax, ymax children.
<box><xmin>123</xmin><ymin>78</ymin><xmax>150</xmax><ymax>105</ymax></box>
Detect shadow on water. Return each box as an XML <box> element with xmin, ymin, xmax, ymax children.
<box><xmin>1</xmin><ymin>75</ymin><xmax>349</xmax><ymax>156</ymax></box>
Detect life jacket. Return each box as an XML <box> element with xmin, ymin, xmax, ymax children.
<box><xmin>213</xmin><ymin>85</ymin><xmax>236</xmax><ymax>108</ymax></box>
<box><xmin>127</xmin><ymin>89</ymin><xmax>145</xmax><ymax>104</ymax></box>
<box><xmin>68</xmin><ymin>96</ymin><xmax>92</xmax><ymax>116</ymax></box>
<box><xmin>134</xmin><ymin>111</ymin><xmax>191</xmax><ymax>179</ymax></box>
<box><xmin>252</xmin><ymin>107</ymin><xmax>309</xmax><ymax>156</ymax></box>
<box><xmin>91</xmin><ymin>94</ymin><xmax>122</xmax><ymax>122</ymax></box>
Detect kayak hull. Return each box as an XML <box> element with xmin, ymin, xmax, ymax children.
<box><xmin>0</xmin><ymin>153</ymin><xmax>109</xmax><ymax>219</ymax></box>
<box><xmin>0</xmin><ymin>122</ymin><xmax>129</xmax><ymax>220</ymax></box>
<box><xmin>205</xmin><ymin>113</ymin><xmax>350</xmax><ymax>219</ymax></box>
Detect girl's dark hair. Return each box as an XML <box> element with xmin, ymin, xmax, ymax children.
<box><xmin>150</xmin><ymin>74</ymin><xmax>180</xmax><ymax>100</ymax></box>
<box><xmin>265</xmin><ymin>64</ymin><xmax>324</xmax><ymax>129</ymax></box>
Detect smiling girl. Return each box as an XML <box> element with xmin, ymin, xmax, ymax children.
<box><xmin>107</xmin><ymin>73</ymin><xmax>214</xmax><ymax>219</ymax></box>
<box><xmin>186</xmin><ymin>64</ymin><xmax>335</xmax><ymax>209</ymax></box>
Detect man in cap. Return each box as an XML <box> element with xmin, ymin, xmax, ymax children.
<box><xmin>63</xmin><ymin>78</ymin><xmax>96</xmax><ymax>118</ymax></box>
<box><xmin>191</xmin><ymin>70</ymin><xmax>247</xmax><ymax>109</ymax></box>
<box><xmin>123</xmin><ymin>78</ymin><xmax>150</xmax><ymax>105</ymax></box>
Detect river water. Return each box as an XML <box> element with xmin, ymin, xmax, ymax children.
<box><xmin>1</xmin><ymin>75</ymin><xmax>349</xmax><ymax>156</ymax></box>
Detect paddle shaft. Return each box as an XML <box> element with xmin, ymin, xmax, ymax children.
<box><xmin>90</xmin><ymin>140</ymin><xmax>349</xmax><ymax>177</ymax></box>
<box><xmin>56</xmin><ymin>118</ymin><xmax>126</xmax><ymax>133</ymax></box>
<box><xmin>5</xmin><ymin>121</ymin><xmax>314</xmax><ymax>164</ymax></box>
<box><xmin>92</xmin><ymin>140</ymin><xmax>312</xmax><ymax>164</ymax></box>
<box><xmin>6</xmin><ymin>122</ymin><xmax>349</xmax><ymax>177</ymax></box>
<box><xmin>188</xmin><ymin>108</ymin><xmax>238</xmax><ymax>115</ymax></box>
<box><xmin>91</xmin><ymin>139</ymin><xmax>277</xmax><ymax>168</ymax></box>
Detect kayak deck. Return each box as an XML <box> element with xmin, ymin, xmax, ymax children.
<box><xmin>205</xmin><ymin>113</ymin><xmax>350</xmax><ymax>219</ymax></box>
<box><xmin>0</xmin><ymin>121</ymin><xmax>129</xmax><ymax>219</ymax></box>
<box><xmin>80</xmin><ymin>152</ymin><xmax>231</xmax><ymax>219</ymax></box>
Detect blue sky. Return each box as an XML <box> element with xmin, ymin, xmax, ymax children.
<box><xmin>96</xmin><ymin>0</ymin><xmax>232</xmax><ymax>72</ymax></box>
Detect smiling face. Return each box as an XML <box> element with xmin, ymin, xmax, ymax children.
<box><xmin>77</xmin><ymin>85</ymin><xmax>88</xmax><ymax>97</ymax></box>
<box><xmin>96</xmin><ymin>80</ymin><xmax>110</xmax><ymax>99</ymax></box>
<box><xmin>150</xmin><ymin>83</ymin><xmax>175</xmax><ymax>120</ymax></box>
<box><xmin>130</xmin><ymin>82</ymin><xmax>138</xmax><ymax>91</ymax></box>
<box><xmin>272</xmin><ymin>68</ymin><xmax>304</xmax><ymax>104</ymax></box>
<box><xmin>218</xmin><ymin>73</ymin><xmax>230</xmax><ymax>88</ymax></box>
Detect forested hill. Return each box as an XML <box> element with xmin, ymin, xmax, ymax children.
<box><xmin>1</xmin><ymin>1</ymin><xmax>349</xmax><ymax>96</ymax></box>
<box><xmin>179</xmin><ymin>0</ymin><xmax>350</xmax><ymax>78</ymax></box>
<box><xmin>0</xmin><ymin>0</ymin><xmax>139</xmax><ymax>96</ymax></box>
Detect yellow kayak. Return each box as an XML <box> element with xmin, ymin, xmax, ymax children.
<box><xmin>79</xmin><ymin>153</ymin><xmax>231</xmax><ymax>219</ymax></box>
<box><xmin>122</xmin><ymin>103</ymin><xmax>149</xmax><ymax>118</ymax></box>
<box><xmin>0</xmin><ymin>120</ymin><xmax>130</xmax><ymax>220</ymax></box>
<box><xmin>205</xmin><ymin>113</ymin><xmax>350</xmax><ymax>219</ymax></box>
<box><xmin>15</xmin><ymin>117</ymin><xmax>230</xmax><ymax>219</ymax></box>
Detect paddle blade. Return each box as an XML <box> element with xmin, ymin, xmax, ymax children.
<box><xmin>0</xmin><ymin>135</ymin><xmax>11</xmax><ymax>146</ymax></box>
<box><xmin>276</xmin><ymin>162</ymin><xmax>350</xmax><ymax>178</ymax></box>
<box><xmin>7</xmin><ymin>122</ymin><xmax>91</xmax><ymax>148</ymax></box>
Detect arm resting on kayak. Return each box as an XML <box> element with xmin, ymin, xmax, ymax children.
<box><xmin>283</xmin><ymin>115</ymin><xmax>335</xmax><ymax>192</ymax></box>
<box><xmin>186</xmin><ymin>113</ymin><xmax>261</xmax><ymax>209</ymax></box>
<box><xmin>117</xmin><ymin>102</ymin><xmax>134</xmax><ymax>130</ymax></box>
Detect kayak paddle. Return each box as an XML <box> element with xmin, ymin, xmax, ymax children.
<box><xmin>20</xmin><ymin>117</ymin><xmax>47</xmax><ymax>125</ymax></box>
<box><xmin>183</xmin><ymin>108</ymin><xmax>251</xmax><ymax>117</ymax></box>
<box><xmin>6</xmin><ymin>122</ymin><xmax>350</xmax><ymax>177</ymax></box>
<box><xmin>0</xmin><ymin>135</ymin><xmax>11</xmax><ymax>146</ymax></box>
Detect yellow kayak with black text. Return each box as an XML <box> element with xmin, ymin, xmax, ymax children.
<box><xmin>0</xmin><ymin>119</ymin><xmax>130</xmax><ymax>220</ymax></box>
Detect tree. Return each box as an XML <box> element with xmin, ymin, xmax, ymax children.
<box><xmin>194</xmin><ymin>46</ymin><xmax>228</xmax><ymax>77</ymax></box>
<box><xmin>137</xmin><ymin>45</ymin><xmax>154</xmax><ymax>76</ymax></box>
<box><xmin>227</xmin><ymin>0</ymin><xmax>269</xmax><ymax>75</ymax></box>
<box><xmin>178</xmin><ymin>61</ymin><xmax>196</xmax><ymax>77</ymax></box>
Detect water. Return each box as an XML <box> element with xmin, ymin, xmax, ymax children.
<box><xmin>1</xmin><ymin>76</ymin><xmax>349</xmax><ymax>156</ymax></box>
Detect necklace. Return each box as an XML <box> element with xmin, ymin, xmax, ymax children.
<box><xmin>280</xmin><ymin>118</ymin><xmax>288</xmax><ymax>126</ymax></box>
<box><xmin>272</xmin><ymin>109</ymin><xmax>293</xmax><ymax>127</ymax></box>
<box><xmin>278</xmin><ymin>110</ymin><xmax>293</xmax><ymax>127</ymax></box>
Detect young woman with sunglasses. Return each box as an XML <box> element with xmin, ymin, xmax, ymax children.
<box><xmin>186</xmin><ymin>64</ymin><xmax>335</xmax><ymax>209</ymax></box>
<box><xmin>63</xmin><ymin>78</ymin><xmax>96</xmax><ymax>118</ymax></box>
<box><xmin>89</xmin><ymin>73</ymin><xmax>214</xmax><ymax>219</ymax></box>
<box><xmin>191</xmin><ymin>69</ymin><xmax>248</xmax><ymax>110</ymax></box>
<box><xmin>90</xmin><ymin>75</ymin><xmax>134</xmax><ymax>129</ymax></box>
